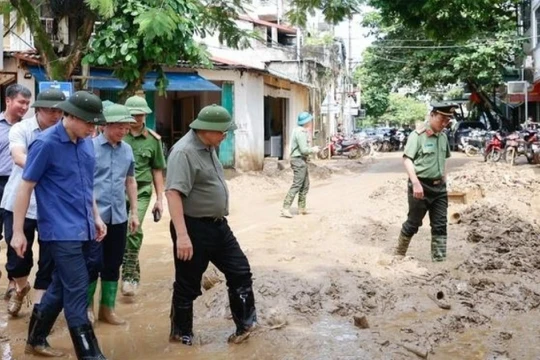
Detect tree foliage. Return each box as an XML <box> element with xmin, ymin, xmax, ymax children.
<box><xmin>367</xmin><ymin>0</ymin><xmax>520</xmax><ymax>41</ymax></box>
<box><xmin>355</xmin><ymin>3</ymin><xmax>523</xmax><ymax>118</ymax></box>
<box><xmin>379</xmin><ymin>93</ymin><xmax>427</xmax><ymax>126</ymax></box>
<box><xmin>287</xmin><ymin>0</ymin><xmax>363</xmax><ymax>26</ymax></box>
<box><xmin>84</xmin><ymin>0</ymin><xmax>251</xmax><ymax>100</ymax></box>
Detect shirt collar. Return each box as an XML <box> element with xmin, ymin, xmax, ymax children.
<box><xmin>56</xmin><ymin>119</ymin><xmax>80</xmax><ymax>143</ymax></box>
<box><xmin>28</xmin><ymin>116</ymin><xmax>40</xmax><ymax>131</ymax></box>
<box><xmin>98</xmin><ymin>133</ymin><xmax>122</xmax><ymax>147</ymax></box>
<box><xmin>189</xmin><ymin>129</ymin><xmax>211</xmax><ymax>151</ymax></box>
<box><xmin>130</xmin><ymin>125</ymin><xmax>148</xmax><ymax>138</ymax></box>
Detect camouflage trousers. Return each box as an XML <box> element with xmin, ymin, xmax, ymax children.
<box><xmin>400</xmin><ymin>179</ymin><xmax>448</xmax><ymax>262</ymax></box>
<box><xmin>122</xmin><ymin>182</ymin><xmax>152</xmax><ymax>283</ymax></box>
<box><xmin>283</xmin><ymin>157</ymin><xmax>310</xmax><ymax>209</ymax></box>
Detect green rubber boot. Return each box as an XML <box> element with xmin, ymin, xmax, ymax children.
<box><xmin>394</xmin><ymin>232</ymin><xmax>413</xmax><ymax>258</ymax></box>
<box><xmin>99</xmin><ymin>281</ymin><xmax>125</xmax><ymax>325</ymax></box>
<box><xmin>431</xmin><ymin>235</ymin><xmax>447</xmax><ymax>262</ymax></box>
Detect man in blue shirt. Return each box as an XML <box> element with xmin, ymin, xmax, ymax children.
<box><xmin>10</xmin><ymin>91</ymin><xmax>108</xmax><ymax>359</ymax></box>
<box><xmin>88</xmin><ymin>104</ymin><xmax>139</xmax><ymax>326</ymax></box>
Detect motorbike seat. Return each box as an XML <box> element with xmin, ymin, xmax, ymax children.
<box><xmin>341</xmin><ymin>140</ymin><xmax>356</xmax><ymax>147</ymax></box>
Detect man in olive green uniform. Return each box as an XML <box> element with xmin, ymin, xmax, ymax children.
<box><xmin>121</xmin><ymin>95</ymin><xmax>166</xmax><ymax>296</ymax></box>
<box><xmin>281</xmin><ymin>112</ymin><xmax>319</xmax><ymax>218</ymax></box>
<box><xmin>165</xmin><ymin>105</ymin><xmax>257</xmax><ymax>346</ymax></box>
<box><xmin>394</xmin><ymin>103</ymin><xmax>457</xmax><ymax>262</ymax></box>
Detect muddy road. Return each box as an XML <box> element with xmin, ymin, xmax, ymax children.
<box><xmin>2</xmin><ymin>152</ymin><xmax>540</xmax><ymax>359</ymax></box>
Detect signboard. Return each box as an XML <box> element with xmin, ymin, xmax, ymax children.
<box><xmin>38</xmin><ymin>81</ymin><xmax>73</xmax><ymax>97</ymax></box>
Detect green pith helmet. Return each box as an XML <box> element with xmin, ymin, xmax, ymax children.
<box><xmin>32</xmin><ymin>88</ymin><xmax>66</xmax><ymax>108</ymax></box>
<box><xmin>125</xmin><ymin>95</ymin><xmax>152</xmax><ymax>115</ymax></box>
<box><xmin>189</xmin><ymin>104</ymin><xmax>236</xmax><ymax>132</ymax></box>
<box><xmin>102</xmin><ymin>100</ymin><xmax>115</xmax><ymax>109</ymax></box>
<box><xmin>54</xmin><ymin>91</ymin><xmax>105</xmax><ymax>124</ymax></box>
<box><xmin>103</xmin><ymin>104</ymin><xmax>136</xmax><ymax>124</ymax></box>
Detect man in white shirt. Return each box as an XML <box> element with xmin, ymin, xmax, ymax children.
<box><xmin>1</xmin><ymin>89</ymin><xmax>65</xmax><ymax>319</ymax></box>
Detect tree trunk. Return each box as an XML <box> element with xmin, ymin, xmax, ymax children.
<box><xmin>10</xmin><ymin>0</ymin><xmax>96</xmax><ymax>82</ymax></box>
<box><xmin>118</xmin><ymin>62</ymin><xmax>153</xmax><ymax>104</ymax></box>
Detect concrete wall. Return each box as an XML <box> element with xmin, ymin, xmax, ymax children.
<box><xmin>199</xmin><ymin>69</ymin><xmax>265</xmax><ymax>171</ymax></box>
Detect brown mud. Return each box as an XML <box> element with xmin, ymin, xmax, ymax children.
<box><xmin>1</xmin><ymin>153</ymin><xmax>540</xmax><ymax>359</ymax></box>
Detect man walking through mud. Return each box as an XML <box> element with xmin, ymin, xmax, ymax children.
<box><xmin>165</xmin><ymin>104</ymin><xmax>257</xmax><ymax>346</ymax></box>
<box><xmin>121</xmin><ymin>95</ymin><xmax>165</xmax><ymax>297</ymax></box>
<box><xmin>11</xmin><ymin>91</ymin><xmax>108</xmax><ymax>359</ymax></box>
<box><xmin>281</xmin><ymin>111</ymin><xmax>319</xmax><ymax>218</ymax></box>
<box><xmin>394</xmin><ymin>102</ymin><xmax>457</xmax><ymax>262</ymax></box>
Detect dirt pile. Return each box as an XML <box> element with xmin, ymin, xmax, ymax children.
<box><xmin>459</xmin><ymin>203</ymin><xmax>540</xmax><ymax>275</ymax></box>
<box><xmin>449</xmin><ymin>162</ymin><xmax>540</xmax><ymax>193</ymax></box>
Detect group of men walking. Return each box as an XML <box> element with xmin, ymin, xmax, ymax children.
<box><xmin>0</xmin><ymin>84</ymin><xmax>258</xmax><ymax>359</ymax></box>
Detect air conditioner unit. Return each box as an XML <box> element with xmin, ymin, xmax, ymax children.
<box><xmin>525</xmin><ymin>55</ymin><xmax>534</xmax><ymax>69</ymax></box>
<box><xmin>507</xmin><ymin>81</ymin><xmax>529</xmax><ymax>94</ymax></box>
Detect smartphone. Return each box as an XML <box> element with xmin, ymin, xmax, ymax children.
<box><xmin>152</xmin><ymin>208</ymin><xmax>162</xmax><ymax>222</ymax></box>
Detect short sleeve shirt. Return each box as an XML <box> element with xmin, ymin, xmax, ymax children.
<box><xmin>93</xmin><ymin>134</ymin><xmax>135</xmax><ymax>225</ymax></box>
<box><xmin>124</xmin><ymin>127</ymin><xmax>166</xmax><ymax>183</ymax></box>
<box><xmin>0</xmin><ymin>116</ymin><xmax>41</xmax><ymax>218</ymax></box>
<box><xmin>0</xmin><ymin>112</ymin><xmax>15</xmax><ymax>176</ymax></box>
<box><xmin>23</xmin><ymin>121</ymin><xmax>96</xmax><ymax>241</ymax></box>
<box><xmin>165</xmin><ymin>130</ymin><xmax>229</xmax><ymax>218</ymax></box>
<box><xmin>403</xmin><ymin>125</ymin><xmax>451</xmax><ymax>179</ymax></box>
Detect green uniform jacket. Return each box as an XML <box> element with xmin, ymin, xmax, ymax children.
<box><xmin>124</xmin><ymin>127</ymin><xmax>166</xmax><ymax>183</ymax></box>
<box><xmin>290</xmin><ymin>127</ymin><xmax>314</xmax><ymax>157</ymax></box>
<box><xmin>403</xmin><ymin>124</ymin><xmax>451</xmax><ymax>179</ymax></box>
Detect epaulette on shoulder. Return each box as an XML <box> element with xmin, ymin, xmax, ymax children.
<box><xmin>415</xmin><ymin>124</ymin><xmax>426</xmax><ymax>134</ymax></box>
<box><xmin>147</xmin><ymin>128</ymin><xmax>162</xmax><ymax>140</ymax></box>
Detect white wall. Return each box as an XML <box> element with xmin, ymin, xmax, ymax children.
<box><xmin>198</xmin><ymin>69</ymin><xmax>265</xmax><ymax>171</ymax></box>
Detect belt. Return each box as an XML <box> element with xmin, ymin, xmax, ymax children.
<box><xmin>186</xmin><ymin>215</ymin><xmax>225</xmax><ymax>223</ymax></box>
<box><xmin>418</xmin><ymin>178</ymin><xmax>444</xmax><ymax>186</ymax></box>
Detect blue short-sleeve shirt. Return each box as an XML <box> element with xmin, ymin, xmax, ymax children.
<box><xmin>23</xmin><ymin>121</ymin><xmax>96</xmax><ymax>241</ymax></box>
<box><xmin>93</xmin><ymin>134</ymin><xmax>135</xmax><ymax>225</ymax></box>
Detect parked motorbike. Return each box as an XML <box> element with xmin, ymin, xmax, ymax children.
<box><xmin>463</xmin><ymin>130</ymin><xmax>488</xmax><ymax>157</ymax></box>
<box><xmin>483</xmin><ymin>131</ymin><xmax>504</xmax><ymax>162</ymax></box>
<box><xmin>503</xmin><ymin>130</ymin><xmax>539</xmax><ymax>165</ymax></box>
<box><xmin>381</xmin><ymin>129</ymin><xmax>403</xmax><ymax>152</ymax></box>
<box><xmin>318</xmin><ymin>135</ymin><xmax>363</xmax><ymax>159</ymax></box>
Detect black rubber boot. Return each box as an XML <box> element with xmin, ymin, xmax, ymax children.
<box><xmin>169</xmin><ymin>300</ymin><xmax>194</xmax><ymax>345</ymax></box>
<box><xmin>69</xmin><ymin>324</ymin><xmax>107</xmax><ymax>360</ymax></box>
<box><xmin>25</xmin><ymin>305</ymin><xmax>64</xmax><ymax>357</ymax></box>
<box><xmin>227</xmin><ymin>286</ymin><xmax>257</xmax><ymax>344</ymax></box>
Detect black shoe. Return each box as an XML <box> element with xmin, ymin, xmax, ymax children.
<box><xmin>169</xmin><ymin>302</ymin><xmax>194</xmax><ymax>345</ymax></box>
<box><xmin>69</xmin><ymin>324</ymin><xmax>107</xmax><ymax>360</ymax></box>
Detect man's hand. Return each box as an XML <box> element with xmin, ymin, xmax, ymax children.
<box><xmin>95</xmin><ymin>216</ymin><xmax>107</xmax><ymax>242</ymax></box>
<box><xmin>129</xmin><ymin>213</ymin><xmax>140</xmax><ymax>234</ymax></box>
<box><xmin>152</xmin><ymin>200</ymin><xmax>163</xmax><ymax>222</ymax></box>
<box><xmin>412</xmin><ymin>180</ymin><xmax>424</xmax><ymax>199</ymax></box>
<box><xmin>176</xmin><ymin>233</ymin><xmax>193</xmax><ymax>261</ymax></box>
<box><xmin>11</xmin><ymin>231</ymin><xmax>28</xmax><ymax>258</ymax></box>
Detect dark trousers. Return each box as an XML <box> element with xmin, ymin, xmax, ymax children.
<box><xmin>38</xmin><ymin>241</ymin><xmax>99</xmax><ymax>328</ymax></box>
<box><xmin>4</xmin><ymin>210</ymin><xmax>54</xmax><ymax>289</ymax></box>
<box><xmin>88</xmin><ymin>222</ymin><xmax>128</xmax><ymax>282</ymax></box>
<box><xmin>170</xmin><ymin>216</ymin><xmax>253</xmax><ymax>303</ymax></box>
<box><xmin>0</xmin><ymin>175</ymin><xmax>9</xmax><ymax>241</ymax></box>
<box><xmin>401</xmin><ymin>180</ymin><xmax>448</xmax><ymax>237</ymax></box>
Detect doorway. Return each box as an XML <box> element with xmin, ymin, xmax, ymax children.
<box><xmin>264</xmin><ymin>96</ymin><xmax>287</xmax><ymax>159</ymax></box>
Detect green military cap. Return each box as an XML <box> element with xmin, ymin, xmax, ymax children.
<box><xmin>103</xmin><ymin>104</ymin><xmax>136</xmax><ymax>124</ymax></box>
<box><xmin>54</xmin><ymin>91</ymin><xmax>105</xmax><ymax>124</ymax></box>
<box><xmin>125</xmin><ymin>95</ymin><xmax>152</xmax><ymax>115</ymax></box>
<box><xmin>31</xmin><ymin>88</ymin><xmax>66</xmax><ymax>108</ymax></box>
<box><xmin>102</xmin><ymin>100</ymin><xmax>115</xmax><ymax>109</ymax></box>
<box><xmin>431</xmin><ymin>102</ymin><xmax>458</xmax><ymax>117</ymax></box>
<box><xmin>189</xmin><ymin>104</ymin><xmax>237</xmax><ymax>132</ymax></box>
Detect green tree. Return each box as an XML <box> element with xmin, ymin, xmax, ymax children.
<box><xmin>84</xmin><ymin>0</ymin><xmax>251</xmax><ymax>101</ymax></box>
<box><xmin>379</xmin><ymin>93</ymin><xmax>427</xmax><ymax>126</ymax></box>
<box><xmin>8</xmin><ymin>0</ymin><xmax>97</xmax><ymax>80</ymax></box>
